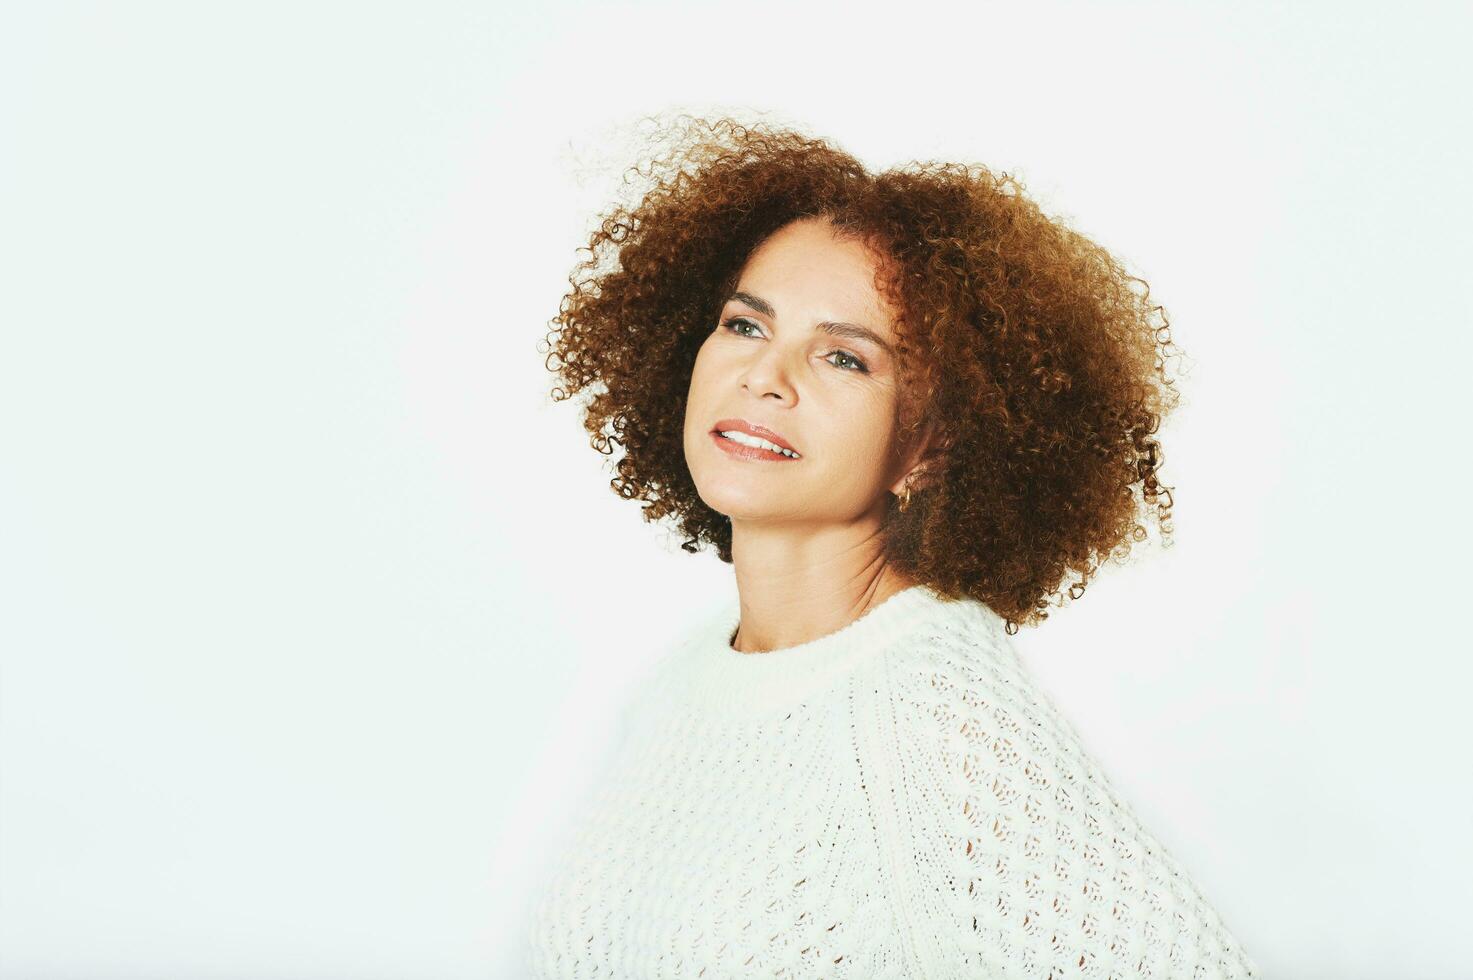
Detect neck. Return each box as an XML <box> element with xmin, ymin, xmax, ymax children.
<box><xmin>728</xmin><ymin>522</ymin><xmax>918</xmax><ymax>653</ymax></box>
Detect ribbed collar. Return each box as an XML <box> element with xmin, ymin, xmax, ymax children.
<box><xmin>672</xmin><ymin>583</ymin><xmax>960</xmax><ymax>721</ymax></box>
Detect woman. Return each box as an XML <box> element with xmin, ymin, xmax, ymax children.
<box><xmin>522</xmin><ymin>116</ymin><xmax>1260</xmax><ymax>978</ymax></box>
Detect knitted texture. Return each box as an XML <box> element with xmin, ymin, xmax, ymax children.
<box><xmin>521</xmin><ymin>585</ymin><xmax>1259</xmax><ymax>979</ymax></box>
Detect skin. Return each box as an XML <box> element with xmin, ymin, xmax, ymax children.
<box><xmin>682</xmin><ymin>216</ymin><xmax>935</xmax><ymax>654</ymax></box>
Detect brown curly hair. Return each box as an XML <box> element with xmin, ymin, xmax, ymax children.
<box><xmin>539</xmin><ymin>114</ymin><xmax>1184</xmax><ymax>634</ymax></box>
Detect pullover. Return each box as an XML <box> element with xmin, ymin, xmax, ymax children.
<box><xmin>521</xmin><ymin>584</ymin><xmax>1259</xmax><ymax>979</ymax></box>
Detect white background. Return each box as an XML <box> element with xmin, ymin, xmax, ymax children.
<box><xmin>3</xmin><ymin>2</ymin><xmax>1469</xmax><ymax>978</ymax></box>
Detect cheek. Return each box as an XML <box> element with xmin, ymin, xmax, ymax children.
<box><xmin>844</xmin><ymin>386</ymin><xmax>898</xmax><ymax>434</ymax></box>
<box><xmin>691</xmin><ymin>334</ymin><xmax>722</xmax><ymax>376</ymax></box>
<box><xmin>684</xmin><ymin>350</ymin><xmax>718</xmax><ymax>428</ymax></box>
<box><xmin>686</xmin><ymin>338</ymin><xmax>743</xmax><ymax>406</ymax></box>
<box><xmin>685</xmin><ymin>341</ymin><xmax>709</xmax><ymax>385</ymax></box>
<box><xmin>854</xmin><ymin>427</ymin><xmax>899</xmax><ymax>473</ymax></box>
<box><xmin>818</xmin><ymin>393</ymin><xmax>899</xmax><ymax>472</ymax></box>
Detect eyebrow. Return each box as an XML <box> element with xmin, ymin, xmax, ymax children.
<box><xmin>727</xmin><ymin>290</ymin><xmax>894</xmax><ymax>356</ymax></box>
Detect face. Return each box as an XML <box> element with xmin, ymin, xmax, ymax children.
<box><xmin>683</xmin><ymin>216</ymin><xmax>930</xmax><ymax>528</ymax></box>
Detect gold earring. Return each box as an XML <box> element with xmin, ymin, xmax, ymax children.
<box><xmin>898</xmin><ymin>482</ymin><xmax>912</xmax><ymax>512</ymax></box>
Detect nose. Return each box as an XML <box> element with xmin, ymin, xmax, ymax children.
<box><xmin>739</xmin><ymin>344</ymin><xmax>798</xmax><ymax>402</ymax></box>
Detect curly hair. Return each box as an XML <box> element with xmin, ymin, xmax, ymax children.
<box><xmin>539</xmin><ymin>114</ymin><xmax>1184</xmax><ymax>634</ymax></box>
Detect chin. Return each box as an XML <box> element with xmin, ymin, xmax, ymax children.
<box><xmin>695</xmin><ymin>484</ymin><xmax>776</xmax><ymax>518</ymax></box>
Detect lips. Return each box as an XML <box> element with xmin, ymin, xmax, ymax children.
<box><xmin>710</xmin><ymin>429</ymin><xmax>800</xmax><ymax>462</ymax></box>
<box><xmin>710</xmin><ymin>418</ymin><xmax>799</xmax><ymax>453</ymax></box>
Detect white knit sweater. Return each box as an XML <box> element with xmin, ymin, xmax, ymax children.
<box><xmin>520</xmin><ymin>584</ymin><xmax>1259</xmax><ymax>979</ymax></box>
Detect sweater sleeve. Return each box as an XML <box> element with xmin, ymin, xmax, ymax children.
<box><xmin>873</xmin><ymin>626</ymin><xmax>1261</xmax><ymax>979</ymax></box>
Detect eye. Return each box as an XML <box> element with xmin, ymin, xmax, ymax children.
<box><xmin>721</xmin><ymin>316</ymin><xmax>762</xmax><ymax>338</ymax></box>
<box><xmin>720</xmin><ymin>317</ymin><xmax>871</xmax><ymax>375</ymax></box>
<box><xmin>827</xmin><ymin>350</ymin><xmax>869</xmax><ymax>374</ymax></box>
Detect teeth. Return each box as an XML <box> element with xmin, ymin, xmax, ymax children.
<box><xmin>719</xmin><ymin>430</ymin><xmax>800</xmax><ymax>457</ymax></box>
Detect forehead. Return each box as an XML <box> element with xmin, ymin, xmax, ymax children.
<box><xmin>736</xmin><ymin>219</ymin><xmax>899</xmax><ymax>327</ymax></box>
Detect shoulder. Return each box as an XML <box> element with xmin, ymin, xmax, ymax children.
<box><xmin>883</xmin><ymin>593</ymin><xmax>1044</xmax><ymax>728</ymax></box>
<box><xmin>872</xmin><ymin>596</ymin><xmax>1262</xmax><ymax>977</ymax></box>
<box><xmin>881</xmin><ymin>595</ymin><xmax>1132</xmax><ymax>830</ymax></box>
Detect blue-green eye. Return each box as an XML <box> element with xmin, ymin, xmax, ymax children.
<box><xmin>719</xmin><ymin>317</ymin><xmax>871</xmax><ymax>374</ymax></box>
<box><xmin>722</xmin><ymin>317</ymin><xmax>762</xmax><ymax>338</ymax></box>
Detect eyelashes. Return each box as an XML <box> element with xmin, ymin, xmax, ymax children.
<box><xmin>719</xmin><ymin>317</ymin><xmax>871</xmax><ymax>374</ymax></box>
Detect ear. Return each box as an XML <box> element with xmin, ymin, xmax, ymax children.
<box><xmin>889</xmin><ymin>416</ymin><xmax>940</xmax><ymax>497</ymax></box>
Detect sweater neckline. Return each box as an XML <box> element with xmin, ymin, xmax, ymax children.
<box><xmin>718</xmin><ymin>583</ymin><xmax>937</xmax><ymax>659</ymax></box>
<box><xmin>683</xmin><ymin>583</ymin><xmax>950</xmax><ymax>719</ymax></box>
